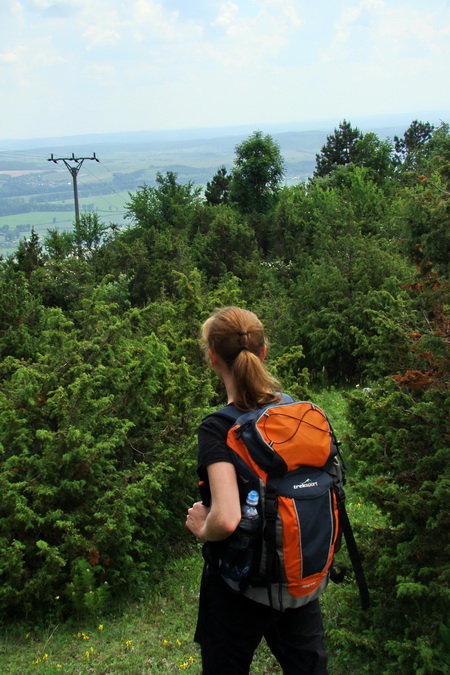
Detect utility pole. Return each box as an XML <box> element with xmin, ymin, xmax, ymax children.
<box><xmin>47</xmin><ymin>153</ymin><xmax>99</xmax><ymax>224</ymax></box>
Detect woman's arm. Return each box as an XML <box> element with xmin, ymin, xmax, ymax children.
<box><xmin>186</xmin><ymin>462</ymin><xmax>241</xmax><ymax>541</ymax></box>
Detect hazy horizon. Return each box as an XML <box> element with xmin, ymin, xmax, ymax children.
<box><xmin>2</xmin><ymin>109</ymin><xmax>449</xmax><ymax>151</ymax></box>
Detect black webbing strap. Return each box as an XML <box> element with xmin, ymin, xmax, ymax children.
<box><xmin>337</xmin><ymin>493</ymin><xmax>371</xmax><ymax>610</ymax></box>
<box><xmin>263</xmin><ymin>467</ymin><xmax>286</xmax><ymax>613</ymax></box>
<box><xmin>263</xmin><ymin>475</ymin><xmax>279</xmax><ymax>583</ymax></box>
<box><xmin>210</xmin><ymin>392</ymin><xmax>295</xmax><ymax>424</ymax></box>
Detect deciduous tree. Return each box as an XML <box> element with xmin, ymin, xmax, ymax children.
<box><xmin>229</xmin><ymin>131</ymin><xmax>285</xmax><ymax>214</ymax></box>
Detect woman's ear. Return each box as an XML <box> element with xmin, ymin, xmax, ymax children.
<box><xmin>260</xmin><ymin>344</ymin><xmax>267</xmax><ymax>362</ymax></box>
<box><xmin>208</xmin><ymin>348</ymin><xmax>219</xmax><ymax>367</ymax></box>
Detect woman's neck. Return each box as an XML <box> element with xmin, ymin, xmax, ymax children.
<box><xmin>221</xmin><ymin>369</ymin><xmax>237</xmax><ymax>405</ymax></box>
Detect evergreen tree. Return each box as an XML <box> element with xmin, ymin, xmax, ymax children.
<box><xmin>394</xmin><ymin>119</ymin><xmax>435</xmax><ymax>169</ymax></box>
<box><xmin>204</xmin><ymin>166</ymin><xmax>231</xmax><ymax>205</ymax></box>
<box><xmin>313</xmin><ymin>120</ymin><xmax>363</xmax><ymax>178</ymax></box>
<box><xmin>13</xmin><ymin>228</ymin><xmax>44</xmax><ymax>277</ymax></box>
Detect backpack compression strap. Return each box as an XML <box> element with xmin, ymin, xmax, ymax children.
<box><xmin>334</xmin><ymin>483</ymin><xmax>371</xmax><ymax>610</ymax></box>
<box><xmin>325</xmin><ymin>457</ymin><xmax>370</xmax><ymax>610</ymax></box>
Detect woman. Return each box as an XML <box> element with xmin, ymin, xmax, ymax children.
<box><xmin>186</xmin><ymin>307</ymin><xmax>328</xmax><ymax>675</ymax></box>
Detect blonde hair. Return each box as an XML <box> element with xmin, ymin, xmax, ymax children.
<box><xmin>201</xmin><ymin>307</ymin><xmax>282</xmax><ymax>411</ymax></box>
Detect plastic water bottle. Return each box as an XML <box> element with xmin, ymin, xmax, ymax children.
<box><xmin>220</xmin><ymin>490</ymin><xmax>260</xmax><ymax>582</ymax></box>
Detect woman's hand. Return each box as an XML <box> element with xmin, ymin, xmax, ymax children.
<box><xmin>186</xmin><ymin>501</ymin><xmax>210</xmax><ymax>539</ymax></box>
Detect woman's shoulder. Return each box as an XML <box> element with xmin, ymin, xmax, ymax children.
<box><xmin>198</xmin><ymin>409</ymin><xmax>235</xmax><ymax>436</ymax></box>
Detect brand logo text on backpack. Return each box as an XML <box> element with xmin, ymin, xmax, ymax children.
<box><xmin>293</xmin><ymin>479</ymin><xmax>319</xmax><ymax>489</ymax></box>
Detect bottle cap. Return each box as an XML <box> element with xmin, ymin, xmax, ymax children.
<box><xmin>247</xmin><ymin>490</ymin><xmax>259</xmax><ymax>506</ymax></box>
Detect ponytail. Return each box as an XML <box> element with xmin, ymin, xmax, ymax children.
<box><xmin>201</xmin><ymin>307</ymin><xmax>282</xmax><ymax>411</ymax></box>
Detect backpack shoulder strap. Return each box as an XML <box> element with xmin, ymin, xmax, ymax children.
<box><xmin>209</xmin><ymin>403</ymin><xmax>242</xmax><ymax>423</ymax></box>
<box><xmin>209</xmin><ymin>392</ymin><xmax>296</xmax><ymax>423</ymax></box>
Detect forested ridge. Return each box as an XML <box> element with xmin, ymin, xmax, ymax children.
<box><xmin>0</xmin><ymin>121</ymin><xmax>449</xmax><ymax>674</ymax></box>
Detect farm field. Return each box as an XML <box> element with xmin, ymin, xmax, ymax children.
<box><xmin>0</xmin><ymin>192</ymin><xmax>130</xmax><ymax>257</ymax></box>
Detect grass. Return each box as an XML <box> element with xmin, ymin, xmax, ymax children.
<box><xmin>0</xmin><ymin>549</ymin><xmax>284</xmax><ymax>675</ymax></box>
<box><xmin>0</xmin><ymin>390</ymin><xmax>378</xmax><ymax>674</ymax></box>
<box><xmin>0</xmin><ymin>551</ymin><xmax>202</xmax><ymax>675</ymax></box>
<box><xmin>0</xmin><ymin>544</ymin><xmax>374</xmax><ymax>674</ymax></box>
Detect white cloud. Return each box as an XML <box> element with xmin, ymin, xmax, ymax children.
<box><xmin>322</xmin><ymin>0</ymin><xmax>450</xmax><ymax>66</ymax></box>
<box><xmin>83</xmin><ymin>25</ymin><xmax>122</xmax><ymax>50</ymax></box>
<box><xmin>131</xmin><ymin>0</ymin><xmax>203</xmax><ymax>41</ymax></box>
<box><xmin>34</xmin><ymin>50</ymin><xmax>66</xmax><ymax>66</ymax></box>
<box><xmin>86</xmin><ymin>63</ymin><xmax>118</xmax><ymax>86</ymax></box>
<box><xmin>209</xmin><ymin>0</ymin><xmax>303</xmax><ymax>67</ymax></box>
<box><xmin>28</xmin><ymin>0</ymin><xmax>65</xmax><ymax>8</ymax></box>
<box><xmin>0</xmin><ymin>0</ymin><xmax>449</xmax><ymax>139</ymax></box>
<box><xmin>0</xmin><ymin>51</ymin><xmax>20</xmax><ymax>64</ymax></box>
<box><xmin>214</xmin><ymin>1</ymin><xmax>239</xmax><ymax>27</ymax></box>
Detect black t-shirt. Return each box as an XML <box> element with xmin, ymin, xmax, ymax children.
<box><xmin>197</xmin><ymin>414</ymin><xmax>235</xmax><ymax>500</ymax></box>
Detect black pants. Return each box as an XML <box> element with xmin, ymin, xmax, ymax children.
<box><xmin>195</xmin><ymin>566</ymin><xmax>328</xmax><ymax>675</ymax></box>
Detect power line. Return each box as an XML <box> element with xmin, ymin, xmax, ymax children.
<box><xmin>80</xmin><ymin>162</ymin><xmax>127</xmax><ymax>205</ymax></box>
<box><xmin>98</xmin><ymin>159</ymin><xmax>138</xmax><ymax>192</ymax></box>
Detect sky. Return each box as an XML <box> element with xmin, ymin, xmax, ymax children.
<box><xmin>1</xmin><ymin>0</ymin><xmax>450</xmax><ymax>140</ymax></box>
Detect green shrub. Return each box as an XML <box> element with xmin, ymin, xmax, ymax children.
<box><xmin>338</xmin><ymin>378</ymin><xmax>450</xmax><ymax>674</ymax></box>
<box><xmin>0</xmin><ymin>291</ymin><xmax>210</xmax><ymax>619</ymax></box>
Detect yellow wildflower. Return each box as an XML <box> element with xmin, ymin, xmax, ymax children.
<box><xmin>98</xmin><ymin>624</ymin><xmax>104</xmax><ymax>630</ymax></box>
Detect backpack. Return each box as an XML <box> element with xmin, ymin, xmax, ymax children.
<box><xmin>201</xmin><ymin>394</ymin><xmax>370</xmax><ymax>610</ymax></box>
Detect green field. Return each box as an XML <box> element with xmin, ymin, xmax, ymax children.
<box><xmin>0</xmin><ymin>193</ymin><xmax>131</xmax><ymax>257</ymax></box>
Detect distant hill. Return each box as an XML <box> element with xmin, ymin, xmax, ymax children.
<box><xmin>1</xmin><ymin>110</ymin><xmax>449</xmax><ymax>150</ymax></box>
